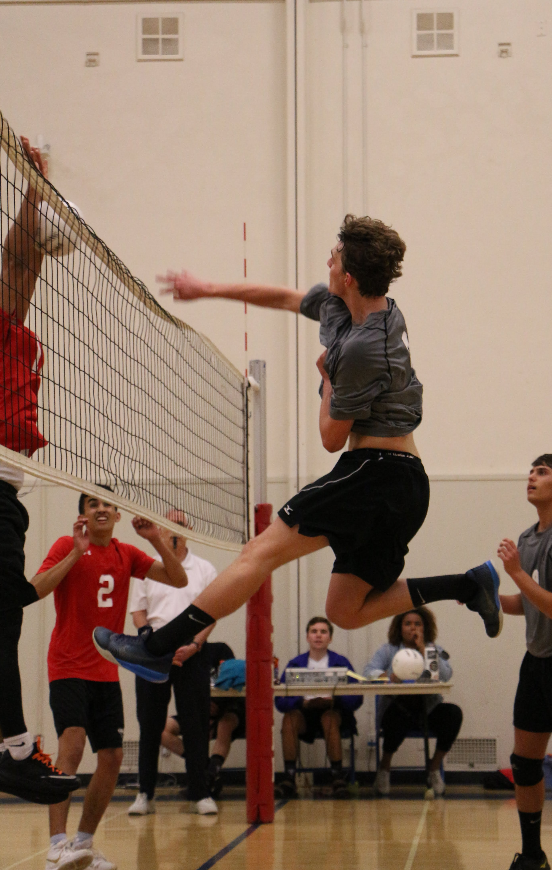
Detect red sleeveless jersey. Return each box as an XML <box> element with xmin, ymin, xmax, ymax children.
<box><xmin>41</xmin><ymin>536</ymin><xmax>155</xmax><ymax>682</ymax></box>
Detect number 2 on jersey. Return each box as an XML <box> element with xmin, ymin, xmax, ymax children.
<box><xmin>98</xmin><ymin>574</ymin><xmax>115</xmax><ymax>608</ymax></box>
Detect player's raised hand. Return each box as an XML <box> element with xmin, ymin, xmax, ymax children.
<box><xmin>20</xmin><ymin>136</ymin><xmax>46</xmax><ymax>179</ymax></box>
<box><xmin>157</xmin><ymin>270</ymin><xmax>212</xmax><ymax>301</ymax></box>
<box><xmin>132</xmin><ymin>516</ymin><xmax>161</xmax><ymax>542</ymax></box>
<box><xmin>73</xmin><ymin>519</ymin><xmax>89</xmax><ymax>556</ymax></box>
<box><xmin>171</xmin><ymin>644</ymin><xmax>196</xmax><ymax>667</ymax></box>
<box><xmin>497</xmin><ymin>538</ymin><xmax>522</xmax><ymax>577</ymax></box>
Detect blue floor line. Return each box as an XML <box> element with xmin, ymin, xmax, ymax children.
<box><xmin>194</xmin><ymin>800</ymin><xmax>288</xmax><ymax>870</ymax></box>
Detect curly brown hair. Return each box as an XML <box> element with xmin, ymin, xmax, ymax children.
<box><xmin>387</xmin><ymin>607</ymin><xmax>438</xmax><ymax>646</ymax></box>
<box><xmin>338</xmin><ymin>214</ymin><xmax>406</xmax><ymax>298</ymax></box>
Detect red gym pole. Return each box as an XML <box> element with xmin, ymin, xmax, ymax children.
<box><xmin>245</xmin><ymin>360</ymin><xmax>274</xmax><ymax>823</ymax></box>
<box><xmin>245</xmin><ymin>502</ymin><xmax>274</xmax><ymax>823</ymax></box>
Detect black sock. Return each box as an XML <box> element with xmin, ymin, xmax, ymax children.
<box><xmin>209</xmin><ymin>754</ymin><xmax>224</xmax><ymax>775</ymax></box>
<box><xmin>145</xmin><ymin>604</ymin><xmax>215</xmax><ymax>656</ymax></box>
<box><xmin>519</xmin><ymin>810</ymin><xmax>543</xmax><ymax>860</ymax></box>
<box><xmin>330</xmin><ymin>761</ymin><xmax>343</xmax><ymax>778</ymax></box>
<box><xmin>407</xmin><ymin>574</ymin><xmax>477</xmax><ymax>607</ymax></box>
<box><xmin>284</xmin><ymin>761</ymin><xmax>296</xmax><ymax>780</ymax></box>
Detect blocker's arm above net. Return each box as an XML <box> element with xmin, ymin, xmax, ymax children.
<box><xmin>0</xmin><ymin>110</ymin><xmax>249</xmax><ymax>551</ymax></box>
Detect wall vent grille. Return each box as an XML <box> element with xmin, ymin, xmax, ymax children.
<box><xmin>121</xmin><ymin>740</ymin><xmax>140</xmax><ymax>772</ymax></box>
<box><xmin>445</xmin><ymin>738</ymin><xmax>497</xmax><ymax>769</ymax></box>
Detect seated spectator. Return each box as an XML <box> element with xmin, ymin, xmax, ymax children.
<box><xmin>364</xmin><ymin>606</ymin><xmax>462</xmax><ymax>796</ymax></box>
<box><xmin>274</xmin><ymin>616</ymin><xmax>363</xmax><ymax>799</ymax></box>
<box><xmin>160</xmin><ymin>641</ymin><xmax>246</xmax><ymax>798</ymax></box>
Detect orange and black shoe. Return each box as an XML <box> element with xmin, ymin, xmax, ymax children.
<box><xmin>0</xmin><ymin>739</ymin><xmax>80</xmax><ymax>804</ymax></box>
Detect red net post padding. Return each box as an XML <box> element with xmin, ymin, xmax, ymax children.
<box><xmin>246</xmin><ymin>503</ymin><xmax>275</xmax><ymax>823</ymax></box>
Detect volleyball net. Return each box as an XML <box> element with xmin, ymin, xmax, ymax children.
<box><xmin>0</xmin><ymin>111</ymin><xmax>248</xmax><ymax>549</ymax></box>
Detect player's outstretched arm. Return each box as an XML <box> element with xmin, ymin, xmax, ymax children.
<box><xmin>132</xmin><ymin>516</ymin><xmax>188</xmax><ymax>588</ymax></box>
<box><xmin>31</xmin><ymin>520</ymin><xmax>90</xmax><ymax>599</ymax></box>
<box><xmin>1</xmin><ymin>137</ymin><xmax>46</xmax><ymax>321</ymax></box>
<box><xmin>498</xmin><ymin>537</ymin><xmax>552</xmax><ymax>618</ymax></box>
<box><xmin>158</xmin><ymin>270</ymin><xmax>305</xmax><ymax>313</ymax></box>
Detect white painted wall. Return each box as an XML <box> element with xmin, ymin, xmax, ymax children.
<box><xmin>2</xmin><ymin>0</ymin><xmax>552</xmax><ymax>773</ymax></box>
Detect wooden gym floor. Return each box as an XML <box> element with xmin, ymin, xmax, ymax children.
<box><xmin>0</xmin><ymin>785</ymin><xmax>545</xmax><ymax>870</ymax></box>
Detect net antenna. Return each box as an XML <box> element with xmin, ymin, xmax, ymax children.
<box><xmin>0</xmin><ymin>110</ymin><xmax>248</xmax><ymax>550</ymax></box>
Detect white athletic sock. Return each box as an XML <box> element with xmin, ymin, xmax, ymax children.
<box><xmin>5</xmin><ymin>732</ymin><xmax>33</xmax><ymax>760</ymax></box>
<box><xmin>73</xmin><ymin>832</ymin><xmax>93</xmax><ymax>850</ymax></box>
<box><xmin>50</xmin><ymin>834</ymin><xmax>67</xmax><ymax>847</ymax></box>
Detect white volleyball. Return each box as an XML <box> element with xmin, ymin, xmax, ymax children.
<box><xmin>391</xmin><ymin>648</ymin><xmax>425</xmax><ymax>681</ymax></box>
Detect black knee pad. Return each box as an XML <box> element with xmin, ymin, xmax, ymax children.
<box><xmin>510</xmin><ymin>753</ymin><xmax>544</xmax><ymax>787</ymax></box>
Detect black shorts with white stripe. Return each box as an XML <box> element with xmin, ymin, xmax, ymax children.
<box><xmin>278</xmin><ymin>448</ymin><xmax>429</xmax><ymax>591</ymax></box>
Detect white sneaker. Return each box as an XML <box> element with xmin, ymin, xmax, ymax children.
<box><xmin>128</xmin><ymin>792</ymin><xmax>155</xmax><ymax>815</ymax></box>
<box><xmin>195</xmin><ymin>796</ymin><xmax>218</xmax><ymax>815</ymax></box>
<box><xmin>374</xmin><ymin>768</ymin><xmax>390</xmax><ymax>796</ymax></box>
<box><xmin>428</xmin><ymin>769</ymin><xmax>445</xmax><ymax>796</ymax></box>
<box><xmin>45</xmin><ymin>840</ymin><xmax>93</xmax><ymax>870</ymax></box>
<box><xmin>88</xmin><ymin>850</ymin><xmax>116</xmax><ymax>870</ymax></box>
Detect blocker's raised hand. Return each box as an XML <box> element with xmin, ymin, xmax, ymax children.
<box><xmin>497</xmin><ymin>538</ymin><xmax>522</xmax><ymax>577</ymax></box>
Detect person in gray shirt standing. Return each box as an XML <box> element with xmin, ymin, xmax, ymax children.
<box><xmin>94</xmin><ymin>215</ymin><xmax>502</xmax><ymax>683</ymax></box>
<box><xmin>497</xmin><ymin>454</ymin><xmax>552</xmax><ymax>870</ymax></box>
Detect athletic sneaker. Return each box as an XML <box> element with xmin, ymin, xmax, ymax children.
<box><xmin>128</xmin><ymin>792</ymin><xmax>155</xmax><ymax>815</ymax></box>
<box><xmin>331</xmin><ymin>775</ymin><xmax>350</xmax><ymax>798</ymax></box>
<box><xmin>428</xmin><ymin>769</ymin><xmax>445</xmax><ymax>796</ymax></box>
<box><xmin>374</xmin><ymin>768</ymin><xmax>390</xmax><ymax>796</ymax></box>
<box><xmin>207</xmin><ymin>771</ymin><xmax>224</xmax><ymax>799</ymax></box>
<box><xmin>86</xmin><ymin>850</ymin><xmax>116</xmax><ymax>870</ymax></box>
<box><xmin>92</xmin><ymin>626</ymin><xmax>173</xmax><ymax>683</ymax></box>
<box><xmin>195</xmin><ymin>796</ymin><xmax>218</xmax><ymax>814</ymax></box>
<box><xmin>274</xmin><ymin>776</ymin><xmax>298</xmax><ymax>799</ymax></box>
<box><xmin>45</xmin><ymin>839</ymin><xmax>93</xmax><ymax>870</ymax></box>
<box><xmin>465</xmin><ymin>561</ymin><xmax>503</xmax><ymax>638</ymax></box>
<box><xmin>0</xmin><ymin>739</ymin><xmax>80</xmax><ymax>804</ymax></box>
<box><xmin>508</xmin><ymin>853</ymin><xmax>551</xmax><ymax>870</ymax></box>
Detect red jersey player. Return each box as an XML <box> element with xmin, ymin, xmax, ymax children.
<box><xmin>32</xmin><ymin>491</ymin><xmax>186</xmax><ymax>870</ymax></box>
<box><xmin>0</xmin><ymin>137</ymin><xmax>83</xmax><ymax>806</ymax></box>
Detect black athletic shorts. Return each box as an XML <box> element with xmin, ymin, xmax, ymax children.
<box><xmin>0</xmin><ymin>481</ymin><xmax>39</xmax><ymax>611</ymax></box>
<box><xmin>513</xmin><ymin>652</ymin><xmax>552</xmax><ymax>733</ymax></box>
<box><xmin>278</xmin><ymin>448</ymin><xmax>430</xmax><ymax>591</ymax></box>
<box><xmin>49</xmin><ymin>678</ymin><xmax>124</xmax><ymax>751</ymax></box>
<box><xmin>297</xmin><ymin>705</ymin><xmax>357</xmax><ymax>745</ymax></box>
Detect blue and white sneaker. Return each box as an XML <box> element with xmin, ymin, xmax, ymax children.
<box><xmin>93</xmin><ymin>626</ymin><xmax>173</xmax><ymax>683</ymax></box>
<box><xmin>465</xmin><ymin>560</ymin><xmax>503</xmax><ymax>638</ymax></box>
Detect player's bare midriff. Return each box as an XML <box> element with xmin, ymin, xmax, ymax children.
<box><xmin>348</xmin><ymin>431</ymin><xmax>421</xmax><ymax>459</ymax></box>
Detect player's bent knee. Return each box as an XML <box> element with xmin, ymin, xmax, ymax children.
<box><xmin>510</xmin><ymin>753</ymin><xmax>544</xmax><ymax>787</ymax></box>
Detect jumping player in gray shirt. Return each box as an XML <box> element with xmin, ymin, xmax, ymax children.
<box><xmin>93</xmin><ymin>214</ymin><xmax>502</xmax><ymax>682</ymax></box>
<box><xmin>497</xmin><ymin>455</ymin><xmax>552</xmax><ymax>870</ymax></box>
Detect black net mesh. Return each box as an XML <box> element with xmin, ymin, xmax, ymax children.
<box><xmin>0</xmin><ymin>113</ymin><xmax>247</xmax><ymax>547</ymax></box>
